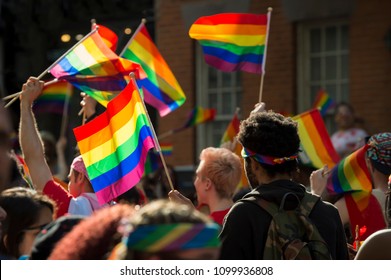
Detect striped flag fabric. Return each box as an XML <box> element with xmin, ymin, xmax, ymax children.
<box><xmin>73</xmin><ymin>80</ymin><xmax>156</xmax><ymax>204</ymax></box>
<box><xmin>292</xmin><ymin>109</ymin><xmax>340</xmax><ymax>169</ymax></box>
<box><xmin>159</xmin><ymin>143</ymin><xmax>173</xmax><ymax>156</ymax></box>
<box><xmin>326</xmin><ymin>145</ymin><xmax>372</xmax><ymax>195</ymax></box>
<box><xmin>94</xmin><ymin>23</ymin><xmax>118</xmax><ymax>52</ymax></box>
<box><xmin>121</xmin><ymin>21</ymin><xmax>186</xmax><ymax>117</ymax></box>
<box><xmin>312</xmin><ymin>89</ymin><xmax>336</xmax><ymax>116</ymax></box>
<box><xmin>325</xmin><ymin>145</ymin><xmax>386</xmax><ymax>240</ymax></box>
<box><xmin>189</xmin><ymin>12</ymin><xmax>270</xmax><ymax>74</ymax></box>
<box><xmin>49</xmin><ymin>29</ymin><xmax>145</xmax><ymax>107</ymax></box>
<box><xmin>33</xmin><ymin>80</ymin><xmax>72</xmax><ymax>114</ymax></box>
<box><xmin>178</xmin><ymin>106</ymin><xmax>216</xmax><ymax>131</ymax></box>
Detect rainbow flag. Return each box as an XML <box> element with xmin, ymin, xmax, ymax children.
<box><xmin>189</xmin><ymin>12</ymin><xmax>270</xmax><ymax>74</ymax></box>
<box><xmin>49</xmin><ymin>30</ymin><xmax>145</xmax><ymax>107</ymax></box>
<box><xmin>120</xmin><ymin>21</ymin><xmax>186</xmax><ymax>117</ymax></box>
<box><xmin>293</xmin><ymin>109</ymin><xmax>340</xmax><ymax>169</ymax></box>
<box><xmin>73</xmin><ymin>80</ymin><xmax>156</xmax><ymax>204</ymax></box>
<box><xmin>10</xmin><ymin>151</ymin><xmax>33</xmax><ymax>189</ymax></box>
<box><xmin>326</xmin><ymin>145</ymin><xmax>372</xmax><ymax>195</ymax></box>
<box><xmin>33</xmin><ymin>80</ymin><xmax>72</xmax><ymax>114</ymax></box>
<box><xmin>312</xmin><ymin>89</ymin><xmax>336</xmax><ymax>116</ymax></box>
<box><xmin>176</xmin><ymin>106</ymin><xmax>216</xmax><ymax>132</ymax></box>
<box><xmin>159</xmin><ymin>143</ymin><xmax>173</xmax><ymax>156</ymax></box>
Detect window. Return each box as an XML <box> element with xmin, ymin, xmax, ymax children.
<box><xmin>297</xmin><ymin>20</ymin><xmax>349</xmax><ymax>131</ymax></box>
<box><xmin>195</xmin><ymin>46</ymin><xmax>242</xmax><ymax>154</ymax></box>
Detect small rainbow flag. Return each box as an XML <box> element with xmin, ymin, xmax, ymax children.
<box><xmin>121</xmin><ymin>21</ymin><xmax>186</xmax><ymax>117</ymax></box>
<box><xmin>49</xmin><ymin>30</ymin><xmax>145</xmax><ymax>107</ymax></box>
<box><xmin>293</xmin><ymin>109</ymin><xmax>340</xmax><ymax>169</ymax></box>
<box><xmin>176</xmin><ymin>106</ymin><xmax>216</xmax><ymax>132</ymax></box>
<box><xmin>326</xmin><ymin>145</ymin><xmax>372</xmax><ymax>195</ymax></box>
<box><xmin>189</xmin><ymin>12</ymin><xmax>270</xmax><ymax>74</ymax></box>
<box><xmin>33</xmin><ymin>80</ymin><xmax>72</xmax><ymax>114</ymax></box>
<box><xmin>10</xmin><ymin>151</ymin><xmax>33</xmax><ymax>189</ymax></box>
<box><xmin>312</xmin><ymin>89</ymin><xmax>336</xmax><ymax>116</ymax></box>
<box><xmin>159</xmin><ymin>143</ymin><xmax>173</xmax><ymax>156</ymax></box>
<box><xmin>73</xmin><ymin>79</ymin><xmax>156</xmax><ymax>204</ymax></box>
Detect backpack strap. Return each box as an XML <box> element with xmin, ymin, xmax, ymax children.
<box><xmin>299</xmin><ymin>192</ymin><xmax>321</xmax><ymax>217</ymax></box>
<box><xmin>241</xmin><ymin>191</ymin><xmax>321</xmax><ymax>217</ymax></box>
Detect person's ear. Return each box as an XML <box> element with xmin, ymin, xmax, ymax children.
<box><xmin>75</xmin><ymin>172</ymin><xmax>85</xmax><ymax>184</ymax></box>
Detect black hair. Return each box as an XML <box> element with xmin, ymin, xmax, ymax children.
<box><xmin>237</xmin><ymin>111</ymin><xmax>300</xmax><ymax>177</ymax></box>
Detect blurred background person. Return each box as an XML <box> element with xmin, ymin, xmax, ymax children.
<box><xmin>331</xmin><ymin>102</ymin><xmax>368</xmax><ymax>158</ymax></box>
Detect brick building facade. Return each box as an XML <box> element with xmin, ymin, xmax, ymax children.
<box><xmin>154</xmin><ymin>0</ymin><xmax>391</xmax><ymax>176</ymax></box>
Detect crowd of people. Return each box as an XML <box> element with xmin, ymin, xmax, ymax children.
<box><xmin>0</xmin><ymin>76</ymin><xmax>389</xmax><ymax>260</ymax></box>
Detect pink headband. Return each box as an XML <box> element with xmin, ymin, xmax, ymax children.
<box><xmin>71</xmin><ymin>155</ymin><xmax>89</xmax><ymax>180</ymax></box>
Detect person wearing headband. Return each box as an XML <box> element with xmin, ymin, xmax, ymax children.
<box><xmin>108</xmin><ymin>199</ymin><xmax>221</xmax><ymax>260</ymax></box>
<box><xmin>19</xmin><ymin>77</ymin><xmax>109</xmax><ymax>217</ymax></box>
<box><xmin>311</xmin><ymin>132</ymin><xmax>391</xmax><ymax>245</ymax></box>
<box><xmin>219</xmin><ymin>109</ymin><xmax>349</xmax><ymax>259</ymax></box>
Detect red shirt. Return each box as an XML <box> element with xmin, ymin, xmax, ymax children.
<box><xmin>210</xmin><ymin>208</ymin><xmax>231</xmax><ymax>225</ymax></box>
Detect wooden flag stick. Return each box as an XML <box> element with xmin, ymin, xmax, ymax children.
<box><xmin>258</xmin><ymin>7</ymin><xmax>273</xmax><ymax>102</ymax></box>
<box><xmin>129</xmin><ymin>73</ymin><xmax>175</xmax><ymax>191</ymax></box>
<box><xmin>3</xmin><ymin>79</ymin><xmax>59</xmax><ymax>108</ymax></box>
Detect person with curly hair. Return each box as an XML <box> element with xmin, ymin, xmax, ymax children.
<box><xmin>48</xmin><ymin>203</ymin><xmax>135</xmax><ymax>260</ymax></box>
<box><xmin>219</xmin><ymin>105</ymin><xmax>349</xmax><ymax>260</ymax></box>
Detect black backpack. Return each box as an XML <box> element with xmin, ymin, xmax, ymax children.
<box><xmin>244</xmin><ymin>191</ymin><xmax>332</xmax><ymax>260</ymax></box>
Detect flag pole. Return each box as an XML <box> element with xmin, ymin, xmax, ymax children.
<box><xmin>129</xmin><ymin>72</ymin><xmax>175</xmax><ymax>191</ymax></box>
<box><xmin>119</xmin><ymin>18</ymin><xmax>146</xmax><ymax>57</ymax></box>
<box><xmin>2</xmin><ymin>28</ymin><xmax>99</xmax><ymax>108</ymax></box>
<box><xmin>3</xmin><ymin>79</ymin><xmax>59</xmax><ymax>108</ymax></box>
<box><xmin>258</xmin><ymin>7</ymin><xmax>272</xmax><ymax>102</ymax></box>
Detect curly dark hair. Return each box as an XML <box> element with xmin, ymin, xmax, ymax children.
<box><xmin>48</xmin><ymin>204</ymin><xmax>135</xmax><ymax>260</ymax></box>
<box><xmin>237</xmin><ymin>111</ymin><xmax>300</xmax><ymax>176</ymax></box>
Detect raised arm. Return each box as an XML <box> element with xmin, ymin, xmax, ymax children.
<box><xmin>19</xmin><ymin>77</ymin><xmax>53</xmax><ymax>191</ymax></box>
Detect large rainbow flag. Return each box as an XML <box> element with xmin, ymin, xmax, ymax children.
<box><xmin>189</xmin><ymin>12</ymin><xmax>270</xmax><ymax>74</ymax></box>
<box><xmin>33</xmin><ymin>80</ymin><xmax>72</xmax><ymax>114</ymax></box>
<box><xmin>49</xmin><ymin>30</ymin><xmax>145</xmax><ymax>107</ymax></box>
<box><xmin>312</xmin><ymin>89</ymin><xmax>336</xmax><ymax>116</ymax></box>
<box><xmin>293</xmin><ymin>109</ymin><xmax>340</xmax><ymax>169</ymax></box>
<box><xmin>121</xmin><ymin>21</ymin><xmax>186</xmax><ymax>117</ymax></box>
<box><xmin>73</xmin><ymin>79</ymin><xmax>156</xmax><ymax>204</ymax></box>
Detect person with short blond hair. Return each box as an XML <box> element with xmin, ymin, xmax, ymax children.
<box><xmin>169</xmin><ymin>147</ymin><xmax>242</xmax><ymax>225</ymax></box>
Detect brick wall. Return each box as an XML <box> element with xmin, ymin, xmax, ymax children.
<box><xmin>155</xmin><ymin>0</ymin><xmax>391</xmax><ymax>167</ymax></box>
